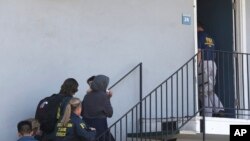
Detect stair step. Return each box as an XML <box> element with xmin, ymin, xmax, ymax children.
<box><xmin>127</xmin><ymin>130</ymin><xmax>179</xmax><ymax>141</ymax></box>
<box><xmin>127</xmin><ymin>132</ymin><xmax>229</xmax><ymax>141</ymax></box>
<box><xmin>175</xmin><ymin>133</ymin><xmax>229</xmax><ymax>141</ymax></box>
<box><xmin>141</xmin><ymin>118</ymin><xmax>185</xmax><ymax>132</ymax></box>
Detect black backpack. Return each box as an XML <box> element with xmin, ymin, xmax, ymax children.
<box><xmin>35</xmin><ymin>94</ymin><xmax>70</xmax><ymax>134</ymax></box>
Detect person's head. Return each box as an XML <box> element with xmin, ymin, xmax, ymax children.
<box><xmin>87</xmin><ymin>76</ymin><xmax>95</xmax><ymax>86</ymax></box>
<box><xmin>59</xmin><ymin>78</ymin><xmax>79</xmax><ymax>96</ymax></box>
<box><xmin>60</xmin><ymin>97</ymin><xmax>82</xmax><ymax>126</ymax></box>
<box><xmin>90</xmin><ymin>75</ymin><xmax>109</xmax><ymax>92</ymax></box>
<box><xmin>197</xmin><ymin>21</ymin><xmax>205</xmax><ymax>32</ymax></box>
<box><xmin>17</xmin><ymin>120</ymin><xmax>33</xmax><ymax>137</ymax></box>
<box><xmin>25</xmin><ymin>118</ymin><xmax>40</xmax><ymax>136</ymax></box>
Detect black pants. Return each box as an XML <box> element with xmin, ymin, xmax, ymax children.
<box><xmin>83</xmin><ymin>117</ymin><xmax>115</xmax><ymax>141</ymax></box>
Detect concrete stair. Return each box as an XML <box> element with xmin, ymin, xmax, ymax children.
<box><xmin>126</xmin><ymin>116</ymin><xmax>250</xmax><ymax>141</ymax></box>
<box><xmin>127</xmin><ymin>132</ymin><xmax>229</xmax><ymax>141</ymax></box>
<box><xmin>174</xmin><ymin>133</ymin><xmax>229</xmax><ymax>141</ymax></box>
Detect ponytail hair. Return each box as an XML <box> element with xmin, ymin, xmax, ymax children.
<box><xmin>60</xmin><ymin>97</ymin><xmax>82</xmax><ymax>126</ymax></box>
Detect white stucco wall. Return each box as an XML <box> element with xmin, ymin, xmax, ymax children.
<box><xmin>0</xmin><ymin>0</ymin><xmax>195</xmax><ymax>140</ymax></box>
<box><xmin>246</xmin><ymin>0</ymin><xmax>250</xmax><ymax>53</ymax></box>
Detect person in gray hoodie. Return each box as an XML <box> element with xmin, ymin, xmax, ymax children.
<box><xmin>81</xmin><ymin>75</ymin><xmax>114</xmax><ymax>141</ymax></box>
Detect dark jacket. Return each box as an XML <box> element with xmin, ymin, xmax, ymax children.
<box><xmin>81</xmin><ymin>75</ymin><xmax>114</xmax><ymax>141</ymax></box>
<box><xmin>54</xmin><ymin>113</ymin><xmax>96</xmax><ymax>141</ymax></box>
<box><xmin>198</xmin><ymin>31</ymin><xmax>216</xmax><ymax>60</ymax></box>
<box><xmin>17</xmin><ymin>136</ymin><xmax>38</xmax><ymax>141</ymax></box>
<box><xmin>82</xmin><ymin>75</ymin><xmax>113</xmax><ymax>118</ymax></box>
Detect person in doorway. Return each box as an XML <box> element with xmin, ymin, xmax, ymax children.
<box><xmin>17</xmin><ymin>120</ymin><xmax>38</xmax><ymax>141</ymax></box>
<box><xmin>81</xmin><ymin>75</ymin><xmax>114</xmax><ymax>141</ymax></box>
<box><xmin>197</xmin><ymin>21</ymin><xmax>225</xmax><ymax>117</ymax></box>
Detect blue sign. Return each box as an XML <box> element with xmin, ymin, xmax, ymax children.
<box><xmin>182</xmin><ymin>15</ymin><xmax>191</xmax><ymax>25</ymax></box>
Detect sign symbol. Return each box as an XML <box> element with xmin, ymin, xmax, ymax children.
<box><xmin>234</xmin><ymin>129</ymin><xmax>247</xmax><ymax>136</ymax></box>
<box><xmin>182</xmin><ymin>15</ymin><xmax>191</xmax><ymax>25</ymax></box>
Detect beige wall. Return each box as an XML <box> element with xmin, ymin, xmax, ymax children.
<box><xmin>0</xmin><ymin>0</ymin><xmax>196</xmax><ymax>140</ymax></box>
<box><xmin>246</xmin><ymin>0</ymin><xmax>250</xmax><ymax>53</ymax></box>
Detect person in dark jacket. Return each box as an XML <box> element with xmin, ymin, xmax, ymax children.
<box><xmin>54</xmin><ymin>97</ymin><xmax>96</xmax><ymax>141</ymax></box>
<box><xmin>17</xmin><ymin>120</ymin><xmax>38</xmax><ymax>141</ymax></box>
<box><xmin>81</xmin><ymin>75</ymin><xmax>114</xmax><ymax>141</ymax></box>
<box><xmin>35</xmin><ymin>78</ymin><xmax>79</xmax><ymax>141</ymax></box>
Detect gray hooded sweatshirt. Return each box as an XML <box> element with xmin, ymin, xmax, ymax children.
<box><xmin>82</xmin><ymin>75</ymin><xmax>113</xmax><ymax>118</ymax></box>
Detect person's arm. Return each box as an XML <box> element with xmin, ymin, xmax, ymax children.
<box><xmin>75</xmin><ymin>120</ymin><xmax>96</xmax><ymax>141</ymax></box>
<box><xmin>197</xmin><ymin>34</ymin><xmax>203</xmax><ymax>66</ymax></box>
<box><xmin>80</xmin><ymin>97</ymin><xmax>85</xmax><ymax>117</ymax></box>
<box><xmin>103</xmin><ymin>95</ymin><xmax>113</xmax><ymax>117</ymax></box>
<box><xmin>198</xmin><ymin>48</ymin><xmax>202</xmax><ymax>65</ymax></box>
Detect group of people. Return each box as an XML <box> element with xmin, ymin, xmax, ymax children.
<box><xmin>16</xmin><ymin>21</ymin><xmax>228</xmax><ymax>141</ymax></box>
<box><xmin>17</xmin><ymin>75</ymin><xmax>114</xmax><ymax>141</ymax></box>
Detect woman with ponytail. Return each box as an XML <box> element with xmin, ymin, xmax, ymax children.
<box><xmin>54</xmin><ymin>97</ymin><xmax>96</xmax><ymax>141</ymax></box>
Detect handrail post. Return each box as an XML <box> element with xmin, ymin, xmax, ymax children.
<box><xmin>201</xmin><ymin>49</ymin><xmax>206</xmax><ymax>141</ymax></box>
<box><xmin>139</xmin><ymin>63</ymin><xmax>143</xmax><ymax>134</ymax></box>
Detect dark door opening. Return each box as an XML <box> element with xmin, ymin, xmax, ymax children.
<box><xmin>197</xmin><ymin>0</ymin><xmax>235</xmax><ymax>117</ymax></box>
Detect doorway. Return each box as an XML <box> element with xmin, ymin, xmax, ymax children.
<box><xmin>197</xmin><ymin>0</ymin><xmax>235</xmax><ymax>117</ymax></box>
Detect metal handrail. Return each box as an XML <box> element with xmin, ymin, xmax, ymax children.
<box><xmin>108</xmin><ymin>62</ymin><xmax>143</xmax><ymax>132</ymax></box>
<box><xmin>96</xmin><ymin>50</ymin><xmax>250</xmax><ymax>141</ymax></box>
<box><xmin>108</xmin><ymin>62</ymin><xmax>142</xmax><ymax>90</ymax></box>
<box><xmin>96</xmin><ymin>53</ymin><xmax>199</xmax><ymax>141</ymax></box>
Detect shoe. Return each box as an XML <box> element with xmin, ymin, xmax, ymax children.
<box><xmin>213</xmin><ymin>110</ymin><xmax>225</xmax><ymax>117</ymax></box>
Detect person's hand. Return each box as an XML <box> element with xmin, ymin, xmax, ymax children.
<box><xmin>198</xmin><ymin>60</ymin><xmax>201</xmax><ymax>67</ymax></box>
<box><xmin>35</xmin><ymin>130</ymin><xmax>43</xmax><ymax>136</ymax></box>
<box><xmin>89</xmin><ymin>127</ymin><xmax>96</xmax><ymax>131</ymax></box>
<box><xmin>107</xmin><ymin>90</ymin><xmax>113</xmax><ymax>98</ymax></box>
<box><xmin>87</xmin><ymin>88</ymin><xmax>92</xmax><ymax>93</ymax></box>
